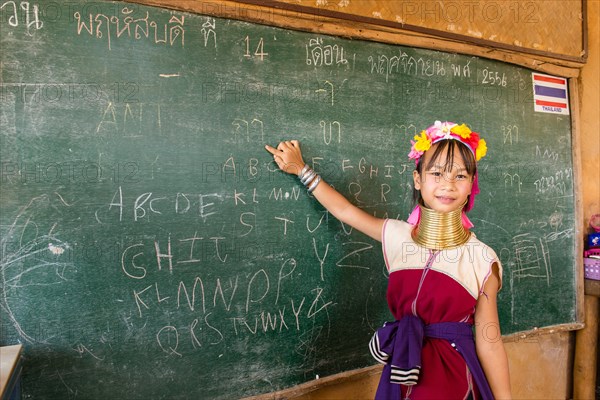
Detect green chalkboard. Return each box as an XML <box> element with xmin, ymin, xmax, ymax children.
<box><xmin>0</xmin><ymin>1</ymin><xmax>576</xmax><ymax>398</ymax></box>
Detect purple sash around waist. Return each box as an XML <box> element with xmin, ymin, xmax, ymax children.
<box><xmin>369</xmin><ymin>315</ymin><xmax>494</xmax><ymax>400</ymax></box>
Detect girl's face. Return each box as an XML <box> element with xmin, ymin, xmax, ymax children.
<box><xmin>413</xmin><ymin>142</ymin><xmax>474</xmax><ymax>213</ymax></box>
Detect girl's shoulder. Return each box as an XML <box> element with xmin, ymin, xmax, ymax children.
<box><xmin>382</xmin><ymin>218</ymin><xmax>413</xmax><ymax>236</ymax></box>
<box><xmin>461</xmin><ymin>232</ymin><xmax>503</xmax><ymax>293</ymax></box>
<box><xmin>465</xmin><ymin>232</ymin><xmax>500</xmax><ymax>264</ymax></box>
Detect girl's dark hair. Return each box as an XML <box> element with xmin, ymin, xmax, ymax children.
<box><xmin>412</xmin><ymin>139</ymin><xmax>477</xmax><ymax>207</ymax></box>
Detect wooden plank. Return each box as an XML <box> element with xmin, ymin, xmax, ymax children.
<box><xmin>570</xmin><ymin>78</ymin><xmax>586</xmax><ymax>325</ymax></box>
<box><xmin>573</xmin><ymin>295</ymin><xmax>599</xmax><ymax>398</ymax></box>
<box><xmin>242</xmin><ymin>365</ymin><xmax>383</xmax><ymax>399</ymax></box>
<box><xmin>585</xmin><ymin>279</ymin><xmax>600</xmax><ymax>297</ymax></box>
<box><xmin>0</xmin><ymin>345</ymin><xmax>22</xmax><ymax>397</ymax></box>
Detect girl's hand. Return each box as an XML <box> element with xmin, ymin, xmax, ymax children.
<box><xmin>265</xmin><ymin>140</ymin><xmax>305</xmax><ymax>176</ymax></box>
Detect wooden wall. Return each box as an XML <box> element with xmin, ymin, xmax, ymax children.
<box><xmin>269</xmin><ymin>0</ymin><xmax>586</xmax><ymax>61</ymax></box>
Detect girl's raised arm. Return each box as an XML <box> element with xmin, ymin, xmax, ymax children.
<box><xmin>265</xmin><ymin>140</ymin><xmax>385</xmax><ymax>242</ymax></box>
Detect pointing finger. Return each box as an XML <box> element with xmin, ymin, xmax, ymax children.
<box><xmin>264</xmin><ymin>144</ymin><xmax>280</xmax><ymax>155</ymax></box>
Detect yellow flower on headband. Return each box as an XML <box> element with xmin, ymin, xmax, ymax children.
<box><xmin>476</xmin><ymin>139</ymin><xmax>487</xmax><ymax>161</ymax></box>
<box><xmin>450</xmin><ymin>123</ymin><xmax>472</xmax><ymax>139</ymax></box>
<box><xmin>413</xmin><ymin>131</ymin><xmax>431</xmax><ymax>152</ymax></box>
<box><xmin>408</xmin><ymin>121</ymin><xmax>488</xmax><ymax>165</ymax></box>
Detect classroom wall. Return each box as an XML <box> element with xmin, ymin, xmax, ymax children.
<box><xmin>286</xmin><ymin>1</ymin><xmax>600</xmax><ymax>399</ymax></box>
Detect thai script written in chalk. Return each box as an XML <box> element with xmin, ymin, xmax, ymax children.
<box><xmin>0</xmin><ymin>1</ymin><xmax>43</xmax><ymax>34</ymax></box>
<box><xmin>73</xmin><ymin>6</ymin><xmax>194</xmax><ymax>51</ymax></box>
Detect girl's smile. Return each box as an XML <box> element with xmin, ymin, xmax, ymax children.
<box><xmin>436</xmin><ymin>195</ymin><xmax>457</xmax><ymax>204</ymax></box>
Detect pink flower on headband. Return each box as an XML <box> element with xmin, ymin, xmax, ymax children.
<box><xmin>408</xmin><ymin>121</ymin><xmax>487</xmax><ymax>164</ymax></box>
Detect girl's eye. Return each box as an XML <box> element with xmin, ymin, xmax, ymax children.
<box><xmin>457</xmin><ymin>174</ymin><xmax>467</xmax><ymax>180</ymax></box>
<box><xmin>429</xmin><ymin>171</ymin><xmax>442</xmax><ymax>176</ymax></box>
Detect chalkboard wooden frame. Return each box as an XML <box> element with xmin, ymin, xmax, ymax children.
<box><xmin>0</xmin><ymin>0</ymin><xmax>585</xmax><ymax>398</ymax></box>
<box><xmin>243</xmin><ymin>364</ymin><xmax>382</xmax><ymax>400</ymax></box>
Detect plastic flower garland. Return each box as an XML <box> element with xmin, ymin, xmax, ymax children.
<box><xmin>408</xmin><ymin>121</ymin><xmax>487</xmax><ymax>164</ymax></box>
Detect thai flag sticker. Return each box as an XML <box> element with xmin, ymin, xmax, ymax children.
<box><xmin>532</xmin><ymin>73</ymin><xmax>569</xmax><ymax>115</ymax></box>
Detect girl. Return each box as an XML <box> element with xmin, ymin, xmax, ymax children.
<box><xmin>265</xmin><ymin>121</ymin><xmax>511</xmax><ymax>399</ymax></box>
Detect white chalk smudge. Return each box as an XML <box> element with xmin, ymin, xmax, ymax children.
<box><xmin>48</xmin><ymin>243</ymin><xmax>65</xmax><ymax>255</ymax></box>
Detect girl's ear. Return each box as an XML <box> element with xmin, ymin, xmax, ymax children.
<box><xmin>413</xmin><ymin>170</ymin><xmax>421</xmax><ymax>190</ymax></box>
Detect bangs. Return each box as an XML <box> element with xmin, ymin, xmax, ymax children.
<box><xmin>423</xmin><ymin>140</ymin><xmax>476</xmax><ymax>176</ymax></box>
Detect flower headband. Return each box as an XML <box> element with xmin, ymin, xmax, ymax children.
<box><xmin>408</xmin><ymin>121</ymin><xmax>487</xmax><ymax>164</ymax></box>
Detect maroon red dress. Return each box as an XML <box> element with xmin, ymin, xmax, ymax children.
<box><xmin>377</xmin><ymin>219</ymin><xmax>502</xmax><ymax>399</ymax></box>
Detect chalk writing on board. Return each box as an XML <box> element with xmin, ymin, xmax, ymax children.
<box><xmin>244</xmin><ymin>36</ymin><xmax>268</xmax><ymax>60</ymax></box>
<box><xmin>518</xmin><ymin>212</ymin><xmax>568</xmax><ymax>237</ymax></box>
<box><xmin>450</xmin><ymin>59</ymin><xmax>472</xmax><ymax>78</ymax></box>
<box><xmin>191</xmin><ymin>156</ymin><xmax>413</xmax><ymax>189</ymax></box>
<box><xmin>368</xmin><ymin>50</ymin><xmax>449</xmax><ymax>82</ymax></box>
<box><xmin>507</xmin><ymin>232</ymin><xmax>553</xmax><ymax>323</ymax></box>
<box><xmin>533</xmin><ymin>168</ymin><xmax>573</xmax><ymax>197</ymax></box>
<box><xmin>535</xmin><ymin>145</ymin><xmax>559</xmax><ymax>161</ymax></box>
<box><xmin>320</xmin><ymin>120</ymin><xmax>341</xmax><ymax>145</ymax></box>
<box><xmin>104</xmin><ymin>187</ymin><xmax>225</xmax><ymax>223</ymax></box>
<box><xmin>201</xmin><ymin>18</ymin><xmax>216</xmax><ymax>48</ymax></box>
<box><xmin>481</xmin><ymin>208</ymin><xmax>574</xmax><ymax>325</ymax></box>
<box><xmin>312</xmin><ymin>238</ymin><xmax>329</xmax><ymax>281</ymax></box>
<box><xmin>305</xmin><ymin>37</ymin><xmax>352</xmax><ymax>68</ymax></box>
<box><xmin>501</xmin><ymin>124</ymin><xmax>519</xmax><ymax>145</ymax></box>
<box><xmin>127</xmin><ymin>270</ymin><xmax>337</xmax><ymax>356</ymax></box>
<box><xmin>503</xmin><ymin>172</ymin><xmax>523</xmax><ymax>192</ymax></box>
<box><xmin>108</xmin><ymin>177</ymin><xmax>354</xmax><ymax>359</ymax></box>
<box><xmin>391</xmin><ymin>123</ymin><xmax>417</xmax><ymax>139</ymax></box>
<box><xmin>73</xmin><ymin>7</ymin><xmax>186</xmax><ymax>50</ymax></box>
<box><xmin>96</xmin><ymin>102</ymin><xmax>162</xmax><ymax>135</ymax></box>
<box><xmin>232</xmin><ymin>118</ymin><xmax>265</xmax><ymax>143</ymax></box>
<box><xmin>315</xmin><ymin>80</ymin><xmax>336</xmax><ymax>105</ymax></box>
<box><xmin>269</xmin><ymin>187</ymin><xmax>301</xmax><ymax>201</ymax></box>
<box><xmin>480</xmin><ymin>68</ymin><xmax>508</xmax><ymax>87</ymax></box>
<box><xmin>511</xmin><ymin>233</ymin><xmax>552</xmax><ymax>284</ymax></box>
<box><xmin>336</xmin><ymin>242</ymin><xmax>373</xmax><ymax>270</ymax></box>
<box><xmin>0</xmin><ymin>1</ymin><xmax>43</xmax><ymax>34</ymax></box>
